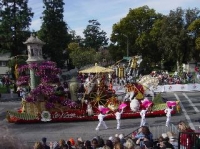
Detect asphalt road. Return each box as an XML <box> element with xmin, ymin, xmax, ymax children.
<box><xmin>0</xmin><ymin>92</ymin><xmax>200</xmax><ymax>147</ymax></box>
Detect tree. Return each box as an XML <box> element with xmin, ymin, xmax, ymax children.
<box><xmin>188</xmin><ymin>19</ymin><xmax>200</xmax><ymax>50</ymax></box>
<box><xmin>159</xmin><ymin>8</ymin><xmax>199</xmax><ymax>72</ymax></box>
<box><xmin>83</xmin><ymin>20</ymin><xmax>108</xmax><ymax>51</ymax></box>
<box><xmin>0</xmin><ymin>0</ymin><xmax>33</xmax><ymax>56</ymax></box>
<box><xmin>68</xmin><ymin>42</ymin><xmax>96</xmax><ymax>69</ymax></box>
<box><xmin>38</xmin><ymin>0</ymin><xmax>71</xmax><ymax>68</ymax></box>
<box><xmin>110</xmin><ymin>6</ymin><xmax>161</xmax><ymax>65</ymax></box>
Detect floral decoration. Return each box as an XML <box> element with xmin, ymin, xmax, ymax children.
<box><xmin>41</xmin><ymin>111</ymin><xmax>52</xmax><ymax>122</ymax></box>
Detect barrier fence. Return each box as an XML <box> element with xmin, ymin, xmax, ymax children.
<box><xmin>178</xmin><ymin>132</ymin><xmax>200</xmax><ymax>149</ymax></box>
<box><xmin>125</xmin><ymin>123</ymin><xmax>179</xmax><ymax>140</ymax></box>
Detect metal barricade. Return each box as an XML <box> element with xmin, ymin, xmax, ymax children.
<box><xmin>178</xmin><ymin>132</ymin><xmax>200</xmax><ymax>149</ymax></box>
<box><xmin>124</xmin><ymin>123</ymin><xmax>179</xmax><ymax>140</ymax></box>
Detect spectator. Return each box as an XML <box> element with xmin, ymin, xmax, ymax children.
<box><xmin>52</xmin><ymin>141</ymin><xmax>59</xmax><ymax>149</ymax></box>
<box><xmin>84</xmin><ymin>140</ymin><xmax>92</xmax><ymax>149</ymax></box>
<box><xmin>58</xmin><ymin>139</ymin><xmax>68</xmax><ymax>149</ymax></box>
<box><xmin>167</xmin><ymin>131</ymin><xmax>178</xmax><ymax>149</ymax></box>
<box><xmin>133</xmin><ymin>126</ymin><xmax>153</xmax><ymax>142</ymax></box>
<box><xmin>105</xmin><ymin>139</ymin><xmax>114</xmax><ymax>149</ymax></box>
<box><xmin>75</xmin><ymin>137</ymin><xmax>84</xmax><ymax>149</ymax></box>
<box><xmin>143</xmin><ymin>140</ymin><xmax>153</xmax><ymax>149</ymax></box>
<box><xmin>135</xmin><ymin>136</ymin><xmax>151</xmax><ymax>148</ymax></box>
<box><xmin>113</xmin><ymin>140</ymin><xmax>123</xmax><ymax>149</ymax></box>
<box><xmin>119</xmin><ymin>133</ymin><xmax>126</xmax><ymax>145</ymax></box>
<box><xmin>123</xmin><ymin>138</ymin><xmax>136</xmax><ymax>149</ymax></box>
<box><xmin>91</xmin><ymin>138</ymin><xmax>99</xmax><ymax>149</ymax></box>
<box><xmin>163</xmin><ymin>137</ymin><xmax>175</xmax><ymax>149</ymax></box>
<box><xmin>67</xmin><ymin>140</ymin><xmax>74</xmax><ymax>149</ymax></box>
<box><xmin>33</xmin><ymin>141</ymin><xmax>44</xmax><ymax>149</ymax></box>
<box><xmin>42</xmin><ymin>137</ymin><xmax>50</xmax><ymax>149</ymax></box>
<box><xmin>178</xmin><ymin>121</ymin><xmax>195</xmax><ymax>149</ymax></box>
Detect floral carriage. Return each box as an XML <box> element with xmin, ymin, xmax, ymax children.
<box><xmin>7</xmin><ymin>62</ymin><xmax>179</xmax><ymax>124</ymax></box>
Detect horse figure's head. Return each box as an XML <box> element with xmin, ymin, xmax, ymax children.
<box><xmin>138</xmin><ymin>75</ymin><xmax>159</xmax><ymax>91</ymax></box>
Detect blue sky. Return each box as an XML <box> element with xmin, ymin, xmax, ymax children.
<box><xmin>28</xmin><ymin>0</ymin><xmax>199</xmax><ymax>38</ymax></box>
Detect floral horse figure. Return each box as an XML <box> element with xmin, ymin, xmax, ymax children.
<box><xmin>138</xmin><ymin>75</ymin><xmax>159</xmax><ymax>100</ymax></box>
<box><xmin>123</xmin><ymin>75</ymin><xmax>159</xmax><ymax>101</ymax></box>
<box><xmin>123</xmin><ymin>83</ymin><xmax>144</xmax><ymax>101</ymax></box>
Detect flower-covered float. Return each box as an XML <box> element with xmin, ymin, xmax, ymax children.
<box><xmin>6</xmin><ymin>61</ymin><xmax>180</xmax><ymax>124</ymax></box>
<box><xmin>6</xmin><ymin>35</ymin><xmax>179</xmax><ymax>123</ymax></box>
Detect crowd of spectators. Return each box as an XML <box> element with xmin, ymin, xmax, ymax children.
<box><xmin>149</xmin><ymin>71</ymin><xmax>197</xmax><ymax>85</ymax></box>
<box><xmin>31</xmin><ymin>120</ymin><xmax>200</xmax><ymax>149</ymax></box>
<box><xmin>30</xmin><ymin>125</ymin><xmax>179</xmax><ymax>149</ymax></box>
<box><xmin>3</xmin><ymin>120</ymin><xmax>198</xmax><ymax>149</ymax></box>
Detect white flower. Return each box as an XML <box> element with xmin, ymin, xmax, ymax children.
<box><xmin>41</xmin><ymin>111</ymin><xmax>52</xmax><ymax>122</ymax></box>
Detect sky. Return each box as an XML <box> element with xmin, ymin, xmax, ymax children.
<box><xmin>28</xmin><ymin>0</ymin><xmax>200</xmax><ymax>39</ymax></box>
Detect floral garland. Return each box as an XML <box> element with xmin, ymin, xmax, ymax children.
<box><xmin>16</xmin><ymin>61</ymin><xmax>63</xmax><ymax>108</ymax></box>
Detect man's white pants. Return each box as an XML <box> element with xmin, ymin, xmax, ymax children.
<box><xmin>140</xmin><ymin>117</ymin><xmax>146</xmax><ymax>127</ymax></box>
<box><xmin>166</xmin><ymin>116</ymin><xmax>171</xmax><ymax>127</ymax></box>
<box><xmin>116</xmin><ymin>119</ymin><xmax>121</xmax><ymax>129</ymax></box>
<box><xmin>96</xmin><ymin>121</ymin><xmax>108</xmax><ymax>130</ymax></box>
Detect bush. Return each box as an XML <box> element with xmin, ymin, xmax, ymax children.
<box><xmin>0</xmin><ymin>86</ymin><xmax>7</xmax><ymax>93</ymax></box>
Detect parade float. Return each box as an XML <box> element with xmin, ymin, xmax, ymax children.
<box><xmin>6</xmin><ymin>35</ymin><xmax>179</xmax><ymax>124</ymax></box>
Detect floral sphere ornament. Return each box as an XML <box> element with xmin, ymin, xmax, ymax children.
<box><xmin>41</xmin><ymin>111</ymin><xmax>52</xmax><ymax>122</ymax></box>
<box><xmin>130</xmin><ymin>98</ymin><xmax>140</xmax><ymax>112</ymax></box>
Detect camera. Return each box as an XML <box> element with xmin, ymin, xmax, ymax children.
<box><xmin>140</xmin><ymin>138</ymin><xmax>144</xmax><ymax>141</ymax></box>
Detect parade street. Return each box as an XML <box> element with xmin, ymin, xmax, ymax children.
<box><xmin>0</xmin><ymin>92</ymin><xmax>200</xmax><ymax>147</ymax></box>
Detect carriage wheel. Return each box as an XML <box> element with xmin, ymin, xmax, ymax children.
<box><xmin>90</xmin><ymin>89</ymin><xmax>107</xmax><ymax>108</ymax></box>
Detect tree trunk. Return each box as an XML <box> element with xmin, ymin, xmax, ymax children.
<box><xmin>177</xmin><ymin>60</ymin><xmax>180</xmax><ymax>73</ymax></box>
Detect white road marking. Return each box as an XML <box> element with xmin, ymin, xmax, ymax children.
<box><xmin>174</xmin><ymin>93</ymin><xmax>195</xmax><ymax>130</ymax></box>
<box><xmin>182</xmin><ymin>93</ymin><xmax>200</xmax><ymax>113</ymax></box>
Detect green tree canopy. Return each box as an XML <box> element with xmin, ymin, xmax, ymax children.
<box><xmin>110</xmin><ymin>6</ymin><xmax>161</xmax><ymax>65</ymax></box>
<box><xmin>38</xmin><ymin>0</ymin><xmax>71</xmax><ymax>68</ymax></box>
<box><xmin>0</xmin><ymin>0</ymin><xmax>33</xmax><ymax>56</ymax></box>
<box><xmin>83</xmin><ymin>20</ymin><xmax>108</xmax><ymax>51</ymax></box>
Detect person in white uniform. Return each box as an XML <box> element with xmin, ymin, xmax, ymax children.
<box><xmin>95</xmin><ymin>112</ymin><xmax>108</xmax><ymax>130</ymax></box>
<box><xmin>86</xmin><ymin>101</ymin><xmax>93</xmax><ymax>116</ymax></box>
<box><xmin>140</xmin><ymin>108</ymin><xmax>147</xmax><ymax>127</ymax></box>
<box><xmin>115</xmin><ymin>108</ymin><xmax>124</xmax><ymax>130</ymax></box>
<box><xmin>164</xmin><ymin>106</ymin><xmax>173</xmax><ymax>127</ymax></box>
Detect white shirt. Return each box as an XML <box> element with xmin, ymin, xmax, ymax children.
<box><xmin>164</xmin><ymin>108</ymin><xmax>173</xmax><ymax>117</ymax></box>
<box><xmin>140</xmin><ymin>109</ymin><xmax>147</xmax><ymax>118</ymax></box>
<box><xmin>98</xmin><ymin>113</ymin><xmax>106</xmax><ymax>121</ymax></box>
<box><xmin>115</xmin><ymin>109</ymin><xmax>123</xmax><ymax>120</ymax></box>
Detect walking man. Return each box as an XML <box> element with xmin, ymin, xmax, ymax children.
<box><xmin>164</xmin><ymin>106</ymin><xmax>173</xmax><ymax>127</ymax></box>
<box><xmin>115</xmin><ymin>108</ymin><xmax>124</xmax><ymax>130</ymax></box>
<box><xmin>95</xmin><ymin>111</ymin><xmax>108</xmax><ymax>131</ymax></box>
<box><xmin>140</xmin><ymin>108</ymin><xmax>147</xmax><ymax>127</ymax></box>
